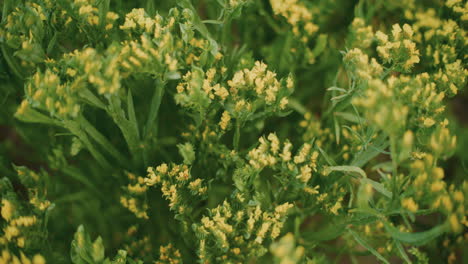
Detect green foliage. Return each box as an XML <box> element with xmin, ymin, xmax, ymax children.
<box><xmin>0</xmin><ymin>0</ymin><xmax>467</xmax><ymax>263</ymax></box>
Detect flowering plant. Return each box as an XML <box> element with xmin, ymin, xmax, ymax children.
<box><xmin>0</xmin><ymin>0</ymin><xmax>467</xmax><ymax>263</ymax></box>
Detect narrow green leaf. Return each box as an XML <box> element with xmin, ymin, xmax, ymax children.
<box><xmin>2</xmin><ymin>0</ymin><xmax>13</xmax><ymax>23</ymax></box>
<box><xmin>78</xmin><ymin>116</ymin><xmax>127</xmax><ymax>165</ymax></box>
<box><xmin>47</xmin><ymin>31</ymin><xmax>58</xmax><ymax>55</ymax></box>
<box><xmin>335</xmin><ymin>112</ymin><xmax>366</xmax><ymax>124</ymax></box>
<box><xmin>328</xmin><ymin>165</ymin><xmax>392</xmax><ymax>198</ymax></box>
<box><xmin>127</xmin><ymin>89</ymin><xmax>140</xmax><ymax>140</ymax></box>
<box><xmin>202</xmin><ymin>20</ymin><xmax>224</xmax><ymax>24</ymax></box>
<box><xmin>362</xmin><ymin>178</ymin><xmax>392</xmax><ymax>198</ymax></box>
<box><xmin>348</xmin><ymin>228</ymin><xmax>390</xmax><ymax>264</ymax></box>
<box><xmin>334</xmin><ymin>116</ymin><xmax>340</xmax><ymax>144</ymax></box>
<box><xmin>351</xmin><ymin>134</ymin><xmax>389</xmax><ymax>167</ymax></box>
<box><xmin>317</xmin><ymin>147</ymin><xmax>336</xmax><ymax>166</ymax></box>
<box><xmin>63</xmin><ymin>120</ymin><xmax>111</xmax><ymax>169</ymax></box>
<box><xmin>395</xmin><ymin>241</ymin><xmax>412</xmax><ymax>264</ymax></box>
<box><xmin>62</xmin><ymin>167</ymin><xmax>101</xmax><ymax>197</ymax></box>
<box><xmin>327</xmin><ymin>86</ymin><xmax>347</xmax><ymax>92</ymax></box>
<box><xmin>312</xmin><ymin>34</ymin><xmax>328</xmax><ymax>56</ymax></box>
<box><xmin>79</xmin><ymin>88</ymin><xmax>107</xmax><ymax>109</ymax></box>
<box><xmin>1</xmin><ymin>44</ymin><xmax>24</xmax><ymax>79</ymax></box>
<box><xmin>15</xmin><ymin>107</ymin><xmax>58</xmax><ymax>126</ymax></box>
<box><xmin>302</xmin><ymin>220</ymin><xmax>346</xmax><ymax>242</ymax></box>
<box><xmin>98</xmin><ymin>0</ymin><xmax>110</xmax><ymax>28</ymax></box>
<box><xmin>327</xmin><ymin>165</ymin><xmax>367</xmax><ymax>178</ymax></box>
<box><xmin>383</xmin><ymin>222</ymin><xmax>448</xmax><ymax>246</ymax></box>
<box><xmin>144</xmin><ymin>79</ymin><xmax>165</xmax><ymax>138</ymax></box>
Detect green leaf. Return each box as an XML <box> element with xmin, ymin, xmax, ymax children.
<box><xmin>78</xmin><ymin>116</ymin><xmax>127</xmax><ymax>166</ymax></box>
<box><xmin>144</xmin><ymin>79</ymin><xmax>165</xmax><ymax>139</ymax></box>
<box><xmin>395</xmin><ymin>241</ymin><xmax>412</xmax><ymax>264</ymax></box>
<box><xmin>79</xmin><ymin>88</ymin><xmax>107</xmax><ymax>110</ymax></box>
<box><xmin>334</xmin><ymin>115</ymin><xmax>340</xmax><ymax>144</ymax></box>
<box><xmin>127</xmin><ymin>89</ymin><xmax>140</xmax><ymax>140</ymax></box>
<box><xmin>302</xmin><ymin>220</ymin><xmax>346</xmax><ymax>242</ymax></box>
<box><xmin>15</xmin><ymin>107</ymin><xmax>58</xmax><ymax>126</ymax></box>
<box><xmin>71</xmin><ymin>225</ymin><xmax>94</xmax><ymax>264</ymax></box>
<box><xmin>2</xmin><ymin>0</ymin><xmax>13</xmax><ymax>23</ymax></box>
<box><xmin>107</xmin><ymin>95</ymin><xmax>140</xmax><ymax>161</ymax></box>
<box><xmin>351</xmin><ymin>134</ymin><xmax>389</xmax><ymax>167</ymax></box>
<box><xmin>312</xmin><ymin>34</ymin><xmax>328</xmax><ymax>56</ymax></box>
<box><xmin>348</xmin><ymin>228</ymin><xmax>390</xmax><ymax>264</ymax></box>
<box><xmin>361</xmin><ymin>178</ymin><xmax>392</xmax><ymax>198</ymax></box>
<box><xmin>63</xmin><ymin>120</ymin><xmax>111</xmax><ymax>169</ymax></box>
<box><xmin>202</xmin><ymin>20</ymin><xmax>224</xmax><ymax>24</ymax></box>
<box><xmin>383</xmin><ymin>222</ymin><xmax>448</xmax><ymax>246</ymax></box>
<box><xmin>1</xmin><ymin>44</ymin><xmax>24</xmax><ymax>79</ymax></box>
<box><xmin>327</xmin><ymin>165</ymin><xmax>392</xmax><ymax>198</ymax></box>
<box><xmin>326</xmin><ymin>165</ymin><xmax>366</xmax><ymax>178</ymax></box>
<box><xmin>14</xmin><ymin>43</ymin><xmax>46</xmax><ymax>63</ymax></box>
<box><xmin>98</xmin><ymin>0</ymin><xmax>110</xmax><ymax>28</ymax></box>
<box><xmin>111</xmin><ymin>250</ymin><xmax>128</xmax><ymax>263</ymax></box>
<box><xmin>317</xmin><ymin>147</ymin><xmax>336</xmax><ymax>166</ymax></box>
<box><xmin>92</xmin><ymin>237</ymin><xmax>105</xmax><ymax>262</ymax></box>
<box><xmin>47</xmin><ymin>31</ymin><xmax>59</xmax><ymax>55</ymax></box>
<box><xmin>334</xmin><ymin>112</ymin><xmax>366</xmax><ymax>124</ymax></box>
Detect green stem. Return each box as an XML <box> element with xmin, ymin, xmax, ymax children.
<box><xmin>389</xmin><ymin>135</ymin><xmax>399</xmax><ymax>200</ymax></box>
<box><xmin>233</xmin><ymin>120</ymin><xmax>241</xmax><ymax>150</ymax></box>
<box><xmin>63</xmin><ymin>120</ymin><xmax>111</xmax><ymax>169</ymax></box>
<box><xmin>78</xmin><ymin>115</ymin><xmax>127</xmax><ymax>165</ymax></box>
<box><xmin>107</xmin><ymin>95</ymin><xmax>141</xmax><ymax>166</ymax></box>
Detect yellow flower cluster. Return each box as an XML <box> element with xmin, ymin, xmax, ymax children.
<box><xmin>383</xmin><ymin>73</ymin><xmax>447</xmax><ymax>129</ymax></box>
<box><xmin>433</xmin><ymin>60</ymin><xmax>466</xmax><ymax>96</ymax></box>
<box><xmin>121</xmin><ymin>8</ymin><xmax>176</xmax><ymax>34</ymax></box>
<box><xmin>146</xmin><ymin>163</ymin><xmax>207</xmax><ymax>215</ymax></box>
<box><xmin>18</xmin><ymin>69</ymin><xmax>81</xmax><ymax>119</ymax></box>
<box><xmin>404</xmin><ymin>6</ymin><xmax>466</xmax><ymax>97</ymax></box>
<box><xmin>269</xmin><ymin>0</ymin><xmax>324</xmax><ymax>64</ymax></box>
<box><xmin>410</xmin><ymin>155</ymin><xmax>467</xmax><ymax>233</ymax></box>
<box><xmin>376</xmin><ymin>24</ymin><xmax>420</xmax><ymax>71</ymax></box>
<box><xmin>120</xmin><ymin>196</ymin><xmax>148</xmax><ymax>220</ymax></box>
<box><xmin>0</xmin><ymin>251</ymin><xmax>46</xmax><ymax>264</ymax></box>
<box><xmin>74</xmin><ymin>0</ymin><xmax>119</xmax><ymax>29</ymax></box>
<box><xmin>430</xmin><ymin>126</ymin><xmax>457</xmax><ymax>157</ymax></box>
<box><xmin>348</xmin><ymin>18</ymin><xmax>374</xmax><ymax>49</ymax></box>
<box><xmin>195</xmin><ymin>200</ymin><xmax>293</xmax><ymax>263</ymax></box>
<box><xmin>16</xmin><ymin>6</ymin><xmax>206</xmax><ymax>121</ymax></box>
<box><xmin>228</xmin><ymin>61</ymin><xmax>287</xmax><ymax>106</ymax></box>
<box><xmin>270</xmin><ymin>233</ymin><xmax>304</xmax><ymax>264</ymax></box>
<box><xmin>155</xmin><ymin>243</ymin><xmax>183</xmax><ymax>264</ymax></box>
<box><xmin>175</xmin><ymin>62</ymin><xmax>292</xmax><ymax>135</ymax></box>
<box><xmin>1</xmin><ymin>1</ymin><xmax>47</xmax><ymax>67</ymax></box>
<box><xmin>120</xmin><ymin>172</ymin><xmax>149</xmax><ymax>219</ymax></box>
<box><xmin>248</xmin><ymin>133</ymin><xmax>319</xmax><ymax>185</ymax></box>
<box><xmin>67</xmin><ymin>47</ymin><xmax>122</xmax><ymax>94</ymax></box>
<box><xmin>120</xmin><ymin>34</ymin><xmax>171</xmax><ymax>73</ymax></box>
<box><xmin>446</xmin><ymin>0</ymin><xmax>468</xmax><ymax>20</ymax></box>
<box><xmin>0</xmin><ymin>168</ymin><xmax>50</xmax><ymax>261</ymax></box>
<box><xmin>299</xmin><ymin>112</ymin><xmax>334</xmax><ymax>147</ymax></box>
<box><xmin>270</xmin><ymin>0</ymin><xmax>318</xmax><ymax>40</ymax></box>
<box><xmin>353</xmin><ymin>79</ymin><xmax>409</xmax><ymax>134</ymax></box>
<box><xmin>343</xmin><ymin>48</ymin><xmax>383</xmax><ymax>80</ymax></box>
<box><xmin>401</xmin><ymin>197</ymin><xmax>419</xmax><ymax>212</ymax></box>
<box><xmin>124</xmin><ymin>235</ymin><xmax>153</xmax><ymax>259</ymax></box>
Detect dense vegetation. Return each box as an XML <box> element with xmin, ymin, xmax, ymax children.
<box><xmin>0</xmin><ymin>0</ymin><xmax>467</xmax><ymax>263</ymax></box>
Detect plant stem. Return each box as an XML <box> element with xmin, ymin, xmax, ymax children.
<box><xmin>233</xmin><ymin>120</ymin><xmax>241</xmax><ymax>150</ymax></box>
<box><xmin>389</xmin><ymin>135</ymin><xmax>399</xmax><ymax>201</ymax></box>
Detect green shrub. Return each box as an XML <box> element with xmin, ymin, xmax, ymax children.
<box><xmin>0</xmin><ymin>0</ymin><xmax>467</xmax><ymax>263</ymax></box>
